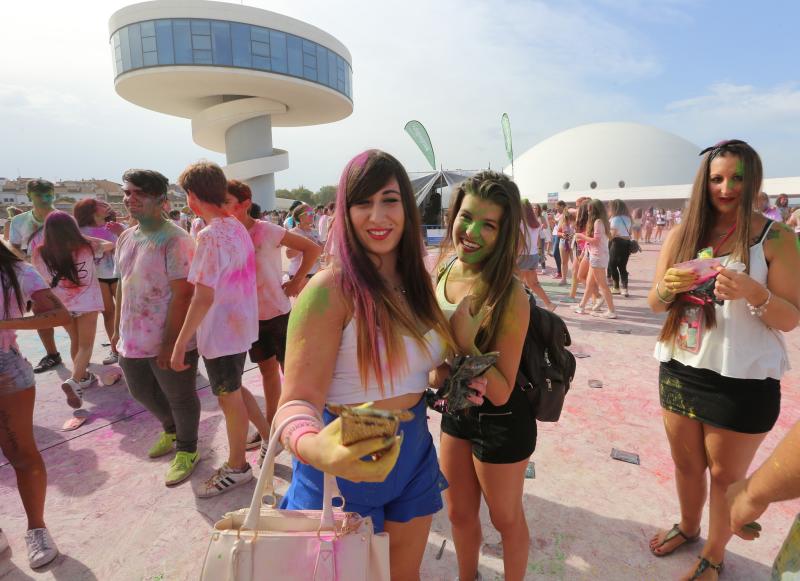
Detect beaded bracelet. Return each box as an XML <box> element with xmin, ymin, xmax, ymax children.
<box><xmin>281</xmin><ymin>418</ymin><xmax>321</xmax><ymax>464</ymax></box>
<box><xmin>747</xmin><ymin>289</ymin><xmax>772</xmax><ymax>317</ymax></box>
<box><xmin>289</xmin><ymin>425</ymin><xmax>321</xmax><ymax>465</ymax></box>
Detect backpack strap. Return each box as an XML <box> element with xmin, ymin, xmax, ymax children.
<box><xmin>436</xmin><ymin>255</ymin><xmax>459</xmax><ymax>284</ymax></box>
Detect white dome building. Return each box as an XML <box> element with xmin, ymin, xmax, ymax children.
<box><xmin>508</xmin><ymin>122</ymin><xmax>701</xmax><ymax>206</ymax></box>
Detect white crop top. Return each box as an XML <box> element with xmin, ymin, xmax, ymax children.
<box><xmin>326</xmin><ymin>319</ymin><xmax>448</xmax><ymax>404</ymax></box>
<box><xmin>653</xmin><ymin>220</ymin><xmax>789</xmax><ymax>380</ymax></box>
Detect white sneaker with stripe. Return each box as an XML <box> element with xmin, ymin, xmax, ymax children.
<box><xmin>196</xmin><ymin>462</ymin><xmax>253</xmax><ymax>498</ymax></box>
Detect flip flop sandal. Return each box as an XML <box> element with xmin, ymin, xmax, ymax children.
<box><xmin>61</xmin><ymin>413</ymin><xmax>88</xmax><ymax>432</ymax></box>
<box><xmin>651</xmin><ymin>523</ymin><xmax>701</xmax><ymax>557</ymax></box>
<box><xmin>688</xmin><ymin>557</ymin><xmax>723</xmax><ymax>580</ymax></box>
<box><xmin>735</xmin><ymin>521</ymin><xmax>762</xmax><ymax>540</ymax></box>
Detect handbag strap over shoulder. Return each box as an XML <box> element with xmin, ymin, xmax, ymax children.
<box><xmin>241</xmin><ymin>410</ymin><xmax>341</xmax><ymax>532</ymax></box>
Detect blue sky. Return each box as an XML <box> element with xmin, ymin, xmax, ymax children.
<box><xmin>1</xmin><ymin>0</ymin><xmax>797</xmax><ymax>190</ymax></box>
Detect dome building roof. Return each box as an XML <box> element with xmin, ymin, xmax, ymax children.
<box><xmin>508</xmin><ymin>122</ymin><xmax>700</xmax><ymax>203</ymax></box>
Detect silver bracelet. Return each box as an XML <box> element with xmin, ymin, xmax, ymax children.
<box><xmin>747</xmin><ymin>289</ymin><xmax>772</xmax><ymax>317</ymax></box>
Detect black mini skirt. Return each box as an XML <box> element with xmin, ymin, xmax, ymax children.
<box><xmin>659</xmin><ymin>359</ymin><xmax>780</xmax><ymax>434</ymax></box>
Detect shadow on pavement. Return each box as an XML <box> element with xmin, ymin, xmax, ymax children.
<box><xmin>423</xmin><ymin>493</ymin><xmax>773</xmax><ymax>580</ymax></box>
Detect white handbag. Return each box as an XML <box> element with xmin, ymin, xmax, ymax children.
<box><xmin>199</xmin><ymin>413</ymin><xmax>391</xmax><ymax>581</ymax></box>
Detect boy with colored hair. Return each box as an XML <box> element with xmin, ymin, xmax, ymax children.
<box><xmin>10</xmin><ymin>179</ymin><xmax>62</xmax><ymax>372</ymax></box>
<box><xmin>171</xmin><ymin>161</ymin><xmax>259</xmax><ymax>497</ymax></box>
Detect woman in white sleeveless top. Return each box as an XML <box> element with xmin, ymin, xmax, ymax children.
<box><xmin>273</xmin><ymin>150</ymin><xmax>462</xmax><ymax>580</ymax></box>
<box><xmin>647</xmin><ymin>140</ymin><xmax>800</xmax><ymax>580</ymax></box>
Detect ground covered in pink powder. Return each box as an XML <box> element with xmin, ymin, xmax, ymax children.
<box><xmin>1</xmin><ymin>245</ymin><xmax>798</xmax><ymax>579</ymax></box>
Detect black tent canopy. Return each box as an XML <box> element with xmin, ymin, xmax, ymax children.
<box><xmin>409</xmin><ymin>169</ymin><xmax>476</xmax><ymax>208</ymax></box>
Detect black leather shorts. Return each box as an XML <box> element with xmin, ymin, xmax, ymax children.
<box><xmin>442</xmin><ymin>384</ymin><xmax>537</xmax><ymax>464</ymax></box>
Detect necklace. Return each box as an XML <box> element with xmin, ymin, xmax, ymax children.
<box><xmin>380</xmin><ymin>276</ymin><xmax>406</xmax><ymax>295</ymax></box>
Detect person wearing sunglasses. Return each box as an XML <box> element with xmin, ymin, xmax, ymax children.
<box><xmin>647</xmin><ymin>140</ymin><xmax>800</xmax><ymax>580</ymax></box>
<box><xmin>9</xmin><ymin>180</ymin><xmax>63</xmax><ymax>374</ymax></box>
<box><xmin>286</xmin><ymin>203</ymin><xmax>322</xmax><ymax>293</ymax></box>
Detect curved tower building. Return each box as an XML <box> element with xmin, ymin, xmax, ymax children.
<box><xmin>109</xmin><ymin>0</ymin><xmax>353</xmax><ymax>208</ymax></box>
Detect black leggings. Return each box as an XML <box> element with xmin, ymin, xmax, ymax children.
<box><xmin>608</xmin><ymin>237</ymin><xmax>632</xmax><ymax>288</ymax></box>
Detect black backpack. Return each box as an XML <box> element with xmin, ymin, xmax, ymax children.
<box><xmin>517</xmin><ymin>292</ymin><xmax>576</xmax><ymax>422</ymax></box>
<box><xmin>437</xmin><ymin>259</ymin><xmax>576</xmax><ymax>421</ymax></box>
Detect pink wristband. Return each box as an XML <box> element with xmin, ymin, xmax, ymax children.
<box><xmin>289</xmin><ymin>425</ymin><xmax>321</xmax><ymax>465</ymax></box>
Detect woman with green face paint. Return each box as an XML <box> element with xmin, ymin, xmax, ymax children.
<box><xmin>647</xmin><ymin>141</ymin><xmax>800</xmax><ymax>581</ymax></box>
<box><xmin>436</xmin><ymin>171</ymin><xmax>534</xmax><ymax>581</ymax></box>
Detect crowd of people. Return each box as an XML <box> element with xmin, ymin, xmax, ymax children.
<box><xmin>0</xmin><ymin>142</ymin><xmax>799</xmax><ymax>580</ymax></box>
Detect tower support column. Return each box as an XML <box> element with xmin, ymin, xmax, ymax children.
<box><xmin>225</xmin><ymin>114</ymin><xmax>275</xmax><ymax>209</ymax></box>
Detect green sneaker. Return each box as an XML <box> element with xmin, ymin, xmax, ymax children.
<box><xmin>165</xmin><ymin>451</ymin><xmax>199</xmax><ymax>486</ymax></box>
<box><xmin>148</xmin><ymin>432</ymin><xmax>176</xmax><ymax>458</ymax></box>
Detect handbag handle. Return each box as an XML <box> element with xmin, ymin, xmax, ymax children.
<box><xmin>241</xmin><ymin>411</ymin><xmax>341</xmax><ymax>532</ymax></box>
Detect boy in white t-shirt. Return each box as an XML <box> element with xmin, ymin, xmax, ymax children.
<box><xmin>9</xmin><ymin>179</ymin><xmax>62</xmax><ymax>373</ymax></box>
<box><xmin>223</xmin><ymin>180</ymin><xmax>321</xmax><ymax>454</ymax></box>
<box><xmin>171</xmin><ymin>162</ymin><xmax>259</xmax><ymax>498</ymax></box>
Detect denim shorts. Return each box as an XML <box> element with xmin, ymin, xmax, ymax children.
<box><xmin>281</xmin><ymin>396</ymin><xmax>447</xmax><ymax>532</ymax></box>
<box><xmin>203</xmin><ymin>352</ymin><xmax>246</xmax><ymax>396</ymax></box>
<box><xmin>0</xmin><ymin>347</ymin><xmax>35</xmax><ymax>396</ymax></box>
<box><xmin>518</xmin><ymin>254</ymin><xmax>539</xmax><ymax>270</ymax></box>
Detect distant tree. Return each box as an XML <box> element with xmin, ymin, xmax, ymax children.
<box><xmin>276</xmin><ymin>188</ymin><xmax>293</xmax><ymax>199</ymax></box>
<box><xmin>314</xmin><ymin>185</ymin><xmax>337</xmax><ymax>206</ymax></box>
<box><xmin>290</xmin><ymin>186</ymin><xmax>314</xmax><ymax>204</ymax></box>
<box><xmin>58</xmin><ymin>196</ymin><xmax>76</xmax><ymax>203</ymax></box>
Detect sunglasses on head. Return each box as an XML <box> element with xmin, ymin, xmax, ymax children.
<box><xmin>699</xmin><ymin>139</ymin><xmax>748</xmax><ymax>157</ymax></box>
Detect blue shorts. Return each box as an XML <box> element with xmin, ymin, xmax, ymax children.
<box><xmin>281</xmin><ymin>396</ymin><xmax>447</xmax><ymax>532</ymax></box>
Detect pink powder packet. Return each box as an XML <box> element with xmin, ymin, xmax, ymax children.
<box><xmin>673</xmin><ymin>257</ymin><xmax>722</xmax><ymax>288</ymax></box>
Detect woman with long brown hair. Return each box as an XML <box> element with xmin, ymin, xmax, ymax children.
<box><xmin>436</xmin><ymin>171</ymin><xmax>533</xmax><ymax>581</ymax></box>
<box><xmin>272</xmin><ymin>150</ymin><xmax>465</xmax><ymax>580</ymax></box>
<box><xmin>0</xmin><ymin>240</ymin><xmax>69</xmax><ymax>568</ymax></box>
<box><xmin>74</xmin><ymin>198</ymin><xmax>119</xmax><ymax>364</ymax></box>
<box><xmin>569</xmin><ymin>200</ymin><xmax>591</xmax><ymax>301</ymax></box>
<box><xmin>647</xmin><ymin>140</ymin><xmax>800</xmax><ymax>580</ymax></box>
<box><xmin>31</xmin><ymin>212</ymin><xmax>114</xmax><ymax>426</ymax></box>
<box><xmin>519</xmin><ymin>199</ymin><xmax>556</xmax><ymax>311</ymax></box>
<box><xmin>775</xmin><ymin>193</ymin><xmax>791</xmax><ymax>222</ymax></box>
<box><xmin>574</xmin><ymin>200</ymin><xmax>617</xmax><ymax>318</ymax></box>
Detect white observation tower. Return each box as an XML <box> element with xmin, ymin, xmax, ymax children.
<box><xmin>109</xmin><ymin>0</ymin><xmax>353</xmax><ymax>209</ymax></box>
